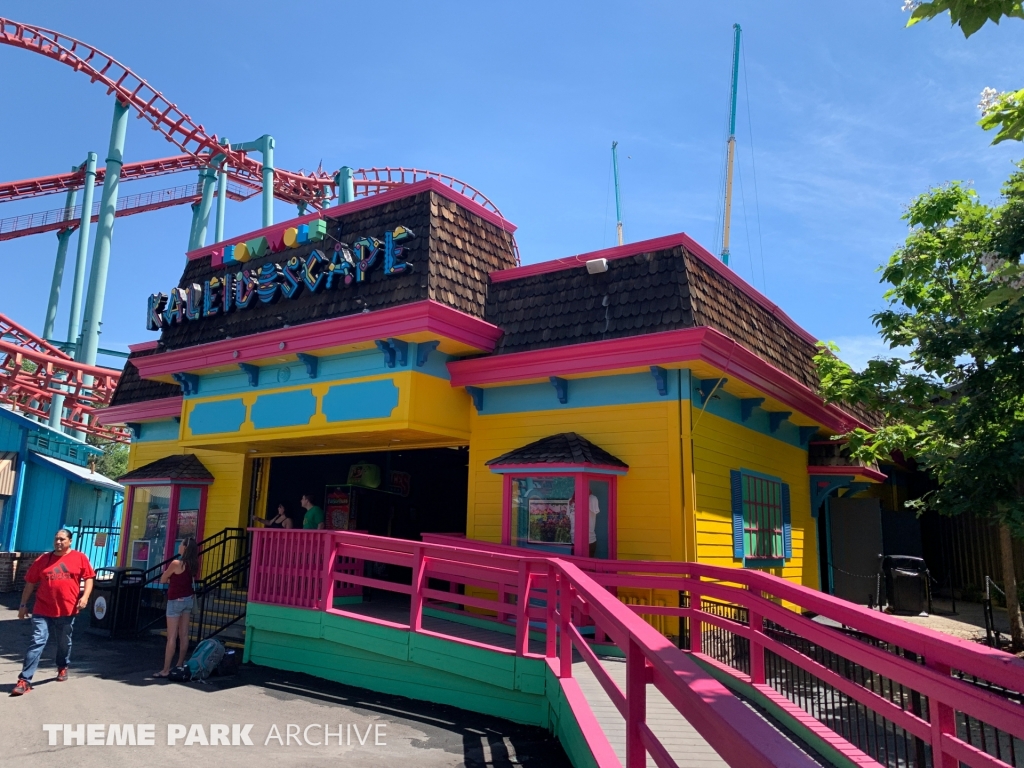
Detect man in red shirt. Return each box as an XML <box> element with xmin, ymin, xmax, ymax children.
<box><xmin>10</xmin><ymin>529</ymin><xmax>95</xmax><ymax>696</ymax></box>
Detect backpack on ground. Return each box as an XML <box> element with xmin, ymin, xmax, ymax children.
<box><xmin>185</xmin><ymin>638</ymin><xmax>225</xmax><ymax>681</ymax></box>
<box><xmin>216</xmin><ymin>648</ymin><xmax>240</xmax><ymax>676</ymax></box>
<box><xmin>168</xmin><ymin>665</ymin><xmax>190</xmax><ymax>683</ymax></box>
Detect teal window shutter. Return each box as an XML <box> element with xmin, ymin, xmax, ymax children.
<box><xmin>730</xmin><ymin>470</ymin><xmax>744</xmax><ymax>559</ymax></box>
<box><xmin>781</xmin><ymin>482</ymin><xmax>792</xmax><ymax>559</ymax></box>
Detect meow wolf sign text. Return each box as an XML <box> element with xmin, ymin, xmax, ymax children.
<box><xmin>147</xmin><ymin>226</ymin><xmax>414</xmax><ymax>331</ymax></box>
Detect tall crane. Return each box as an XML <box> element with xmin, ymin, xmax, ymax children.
<box><xmin>721</xmin><ymin>23</ymin><xmax>742</xmax><ymax>267</ymax></box>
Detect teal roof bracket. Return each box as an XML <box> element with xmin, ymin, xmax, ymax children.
<box><xmin>387</xmin><ymin>338</ymin><xmax>409</xmax><ymax>367</ymax></box>
<box><xmin>768</xmin><ymin>411</ymin><xmax>791</xmax><ymax>433</ymax></box>
<box><xmin>740</xmin><ymin>398</ymin><xmax>764</xmax><ymax>422</ymax></box>
<box><xmin>650</xmin><ymin>366</ymin><xmax>668</xmax><ymax>396</ymax></box>
<box><xmin>296</xmin><ymin>353</ymin><xmax>319</xmax><ymax>379</ymax></box>
<box><xmin>238</xmin><ymin>363</ymin><xmax>260</xmax><ymax>387</ymax></box>
<box><xmin>375</xmin><ymin>339</ymin><xmax>396</xmax><ymax>368</ymax></box>
<box><xmin>171</xmin><ymin>372</ymin><xmax>199</xmax><ymax>396</ymax></box>
<box><xmin>466</xmin><ymin>387</ymin><xmax>484</xmax><ymax>411</ymax></box>
<box><xmin>416</xmin><ymin>341</ymin><xmax>440</xmax><ymax>367</ymax></box>
<box><xmin>798</xmin><ymin>426</ymin><xmax>819</xmax><ymax>446</ymax></box>
<box><xmin>550</xmin><ymin>377</ymin><xmax>568</xmax><ymax>404</ymax></box>
<box><xmin>810</xmin><ymin>475</ymin><xmax>854</xmax><ymax>516</ymax></box>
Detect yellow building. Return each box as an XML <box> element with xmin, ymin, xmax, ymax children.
<box><xmin>101</xmin><ymin>179</ymin><xmax>875</xmax><ymax>596</ymax></box>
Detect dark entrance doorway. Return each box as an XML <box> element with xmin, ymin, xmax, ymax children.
<box><xmin>264</xmin><ymin>447</ymin><xmax>469</xmax><ymax>540</ymax></box>
<box><xmin>822</xmin><ymin>497</ymin><xmax>883</xmax><ymax>605</ymax></box>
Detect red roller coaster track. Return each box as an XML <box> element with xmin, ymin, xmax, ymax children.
<box><xmin>0</xmin><ymin>18</ymin><xmax>516</xmax><ymax>225</ymax></box>
<box><xmin>0</xmin><ymin>180</ymin><xmax>256</xmax><ymax>241</ymax></box>
<box><xmin>0</xmin><ymin>18</ymin><xmax>519</xmax><ymax>443</ymax></box>
<box><xmin>0</xmin><ymin>314</ymin><xmax>129</xmax><ymax>442</ymax></box>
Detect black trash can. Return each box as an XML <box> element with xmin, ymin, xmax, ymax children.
<box><xmin>88</xmin><ymin>567</ymin><xmax>144</xmax><ymax>638</ymax></box>
<box><xmin>882</xmin><ymin>556</ymin><xmax>930</xmax><ymax>615</ymax></box>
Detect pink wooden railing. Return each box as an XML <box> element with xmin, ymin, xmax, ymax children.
<box><xmin>249</xmin><ymin>529</ymin><xmax>1024</xmax><ymax>768</ymax></box>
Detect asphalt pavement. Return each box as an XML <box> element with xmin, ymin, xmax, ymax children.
<box><xmin>0</xmin><ymin>593</ymin><xmax>570</xmax><ymax>767</ymax></box>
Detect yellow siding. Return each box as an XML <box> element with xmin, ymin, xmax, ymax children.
<box><xmin>690</xmin><ymin>408</ymin><xmax>819</xmax><ymax>589</ymax></box>
<box><xmin>467</xmin><ymin>401</ymin><xmax>685</xmax><ymax>562</ymax></box>
<box><xmin>125</xmin><ymin>440</ymin><xmax>248</xmax><ymax>539</ymax></box>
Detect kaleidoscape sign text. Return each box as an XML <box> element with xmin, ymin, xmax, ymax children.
<box><xmin>146</xmin><ymin>225</ymin><xmax>414</xmax><ymax>331</ymax></box>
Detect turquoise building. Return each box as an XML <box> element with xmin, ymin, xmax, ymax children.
<box><xmin>0</xmin><ymin>407</ymin><xmax>123</xmax><ymax>562</ymax></box>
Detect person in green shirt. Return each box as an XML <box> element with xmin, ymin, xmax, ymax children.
<box><xmin>300</xmin><ymin>493</ymin><xmax>325</xmax><ymax>530</ymax></box>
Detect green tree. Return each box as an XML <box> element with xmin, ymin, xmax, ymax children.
<box><xmin>86</xmin><ymin>434</ymin><xmax>129</xmax><ymax>480</ymax></box>
<box><xmin>815</xmin><ymin>175</ymin><xmax>1024</xmax><ymax>650</ymax></box>
<box><xmin>906</xmin><ymin>1</ymin><xmax>1024</xmax><ymax>143</ymax></box>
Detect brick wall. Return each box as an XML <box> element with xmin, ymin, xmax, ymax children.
<box><xmin>0</xmin><ymin>551</ymin><xmax>45</xmax><ymax>593</ymax></box>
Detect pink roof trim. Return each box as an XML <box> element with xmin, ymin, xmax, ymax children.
<box><xmin>492</xmin><ymin>232</ymin><xmax>818</xmax><ymax>347</ymax></box>
<box><xmin>127</xmin><ymin>340</ymin><xmax>160</xmax><ymax>353</ymax></box>
<box><xmin>186</xmin><ymin>178</ymin><xmax>518</xmax><ymax>265</ymax></box>
<box><xmin>132</xmin><ymin>300</ymin><xmax>502</xmax><ymax>379</ymax></box>
<box><xmin>487</xmin><ymin>463</ymin><xmax>628</xmax><ymax>475</ymax></box>
<box><xmin>95</xmin><ymin>396</ymin><xmax>183</xmax><ymax>426</ymax></box>
<box><xmin>448</xmin><ymin>326</ymin><xmax>865</xmax><ymax>433</ymax></box>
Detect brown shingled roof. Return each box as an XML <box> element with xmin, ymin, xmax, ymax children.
<box><xmin>119</xmin><ymin>454</ymin><xmax>213</xmax><ymax>484</ymax></box>
<box><xmin>486</xmin><ymin>433</ymin><xmax>628</xmax><ymax>469</ymax></box>
<box><xmin>109</xmin><ymin>349</ymin><xmax>181</xmax><ymax>408</ymax></box>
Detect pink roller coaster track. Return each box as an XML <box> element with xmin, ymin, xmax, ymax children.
<box><xmin>0</xmin><ymin>17</ymin><xmax>519</xmax><ymax>260</ymax></box>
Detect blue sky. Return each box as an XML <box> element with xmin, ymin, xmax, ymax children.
<box><xmin>1</xmin><ymin>1</ymin><xmax>1022</xmax><ymax>369</ymax></box>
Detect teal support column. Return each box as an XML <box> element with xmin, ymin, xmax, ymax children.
<box><xmin>68</xmin><ymin>153</ymin><xmax>97</xmax><ymax>350</ymax></box>
<box><xmin>44</xmin><ymin>184</ymin><xmax>79</xmax><ymax>340</ymax></box>
<box><xmin>192</xmin><ymin>166</ymin><xmax>218</xmax><ymax>249</ymax></box>
<box><xmin>336</xmin><ymin>166</ymin><xmax>355</xmax><ymax>203</ymax></box>
<box><xmin>187</xmin><ymin>201</ymin><xmax>200</xmax><ymax>252</ymax></box>
<box><xmin>78</xmin><ymin>98</ymin><xmax>129</xmax><ymax>368</ymax></box>
<box><xmin>214</xmin><ymin>138</ymin><xmax>229</xmax><ymax>244</ymax></box>
<box><xmin>261</xmin><ymin>136</ymin><xmax>274</xmax><ymax>227</ymax></box>
<box><xmin>233</xmin><ymin>135</ymin><xmax>274</xmax><ymax>227</ymax></box>
<box><xmin>611</xmin><ymin>141</ymin><xmax>624</xmax><ymax>246</ymax></box>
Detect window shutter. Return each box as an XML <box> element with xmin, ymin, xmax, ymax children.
<box><xmin>781</xmin><ymin>482</ymin><xmax>792</xmax><ymax>560</ymax></box>
<box><xmin>730</xmin><ymin>470</ymin><xmax>744</xmax><ymax>559</ymax></box>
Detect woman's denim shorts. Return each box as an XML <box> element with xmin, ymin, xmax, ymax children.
<box><xmin>166</xmin><ymin>596</ymin><xmax>194</xmax><ymax>618</ymax></box>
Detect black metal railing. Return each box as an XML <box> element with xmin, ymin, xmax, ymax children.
<box><xmin>139</xmin><ymin>527</ymin><xmax>249</xmax><ymax>587</ymax></box>
<box><xmin>678</xmin><ymin>593</ymin><xmax>934</xmax><ymax>768</ymax></box>
<box><xmin>954</xmin><ymin>669</ymin><xmax>1024</xmax><ymax>767</ymax></box>
<box><xmin>189</xmin><ymin>551</ymin><xmax>251</xmax><ymax>644</ymax></box>
<box><xmin>66</xmin><ymin>520</ymin><xmax>121</xmax><ymax>569</ymax></box>
<box><xmin>763</xmin><ymin>623</ymin><xmax>931</xmax><ymax>768</ymax></box>
<box><xmin>136</xmin><ymin>528</ymin><xmax>250</xmax><ymax>636</ymax></box>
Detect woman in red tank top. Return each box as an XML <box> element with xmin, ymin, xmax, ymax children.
<box><xmin>155</xmin><ymin>537</ymin><xmax>198</xmax><ymax>678</ymax></box>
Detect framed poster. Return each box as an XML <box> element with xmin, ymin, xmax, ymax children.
<box><xmin>388</xmin><ymin>470</ymin><xmax>411</xmax><ymax>497</ymax></box>
<box><xmin>527</xmin><ymin>499</ymin><xmax>571</xmax><ymax>545</ymax></box>
<box><xmin>93</xmin><ymin>532</ymin><xmax>108</xmax><ymax>548</ymax></box>
<box><xmin>131</xmin><ymin>539</ymin><xmax>150</xmax><ymax>567</ymax></box>
<box><xmin>325</xmin><ymin>486</ymin><xmax>351</xmax><ymax>530</ymax></box>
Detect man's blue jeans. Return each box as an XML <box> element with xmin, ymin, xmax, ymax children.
<box><xmin>20</xmin><ymin>615</ymin><xmax>75</xmax><ymax>682</ymax></box>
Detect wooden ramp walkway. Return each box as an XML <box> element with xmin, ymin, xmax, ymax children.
<box><xmin>573</xmin><ymin>656</ymin><xmax>729</xmax><ymax>768</ymax></box>
<box><xmin>324</xmin><ymin>593</ymin><xmax>825</xmax><ymax>767</ymax></box>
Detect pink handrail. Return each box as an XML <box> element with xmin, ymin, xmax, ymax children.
<box><xmin>249</xmin><ymin>529</ymin><xmax>1024</xmax><ymax>768</ymax></box>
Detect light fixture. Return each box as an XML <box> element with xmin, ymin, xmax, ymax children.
<box><xmin>248</xmin><ymin>449</ymin><xmax>257</xmax><ymax>454</ymax></box>
<box><xmin>315</xmin><ymin>444</ymin><xmax>325</xmax><ymax>448</ymax></box>
<box><xmin>586</xmin><ymin>258</ymin><xmax>609</xmax><ymax>274</ymax></box>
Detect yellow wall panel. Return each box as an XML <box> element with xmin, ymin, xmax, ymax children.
<box><xmin>467</xmin><ymin>401</ymin><xmax>685</xmax><ymax>563</ymax></box>
<box><xmin>124</xmin><ymin>440</ymin><xmax>248</xmax><ymax>541</ymax></box>
<box><xmin>690</xmin><ymin>408</ymin><xmax>819</xmax><ymax>589</ymax></box>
